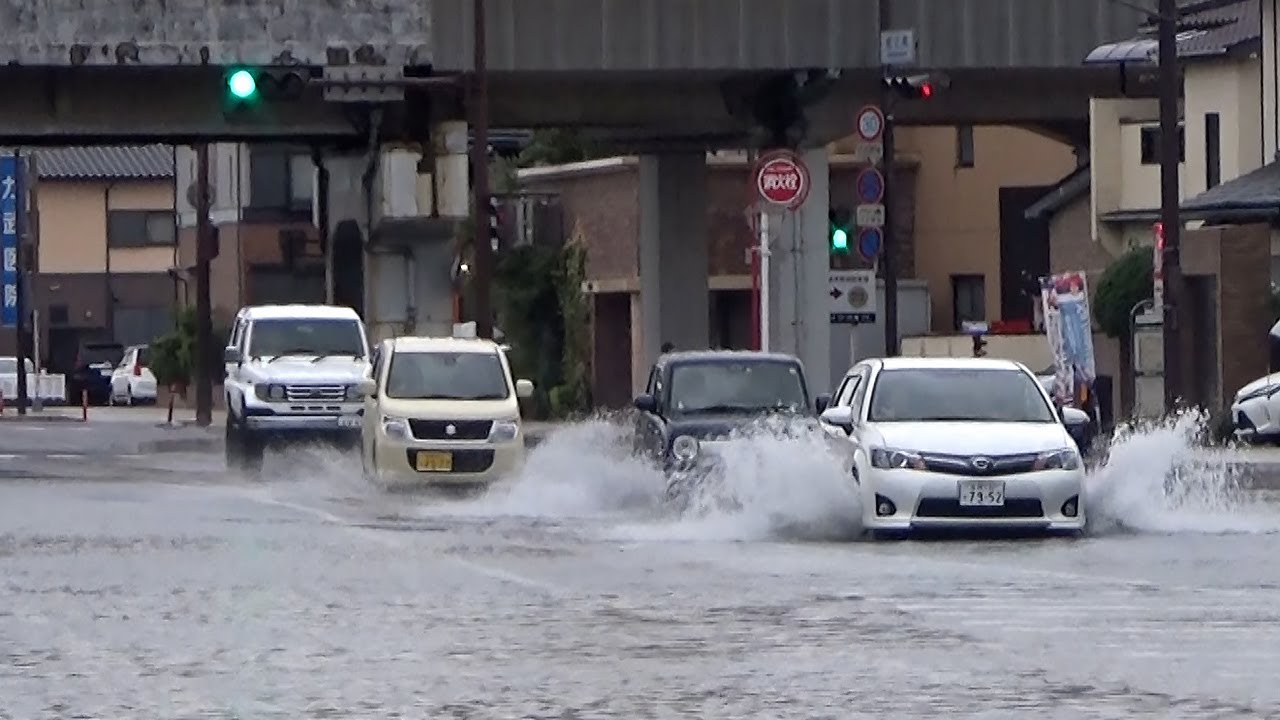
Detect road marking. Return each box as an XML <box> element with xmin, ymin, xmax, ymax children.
<box><xmin>45</xmin><ymin>454</ymin><xmax>83</xmax><ymax>460</ymax></box>
<box><xmin>0</xmin><ymin>454</ymin><xmax>15</xmax><ymax>460</ymax></box>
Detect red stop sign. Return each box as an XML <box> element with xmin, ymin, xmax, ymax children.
<box><xmin>754</xmin><ymin>151</ymin><xmax>810</xmax><ymax>209</ymax></box>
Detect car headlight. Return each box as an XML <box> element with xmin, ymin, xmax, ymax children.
<box><xmin>1033</xmin><ymin>448</ymin><xmax>1081</xmax><ymax>471</ymax></box>
<box><xmin>489</xmin><ymin>420</ymin><xmax>520</xmax><ymax>443</ymax></box>
<box><xmin>671</xmin><ymin>435</ymin><xmax>700</xmax><ymax>461</ymax></box>
<box><xmin>344</xmin><ymin>384</ymin><xmax>362</xmax><ymax>401</ymax></box>
<box><xmin>869</xmin><ymin>448</ymin><xmax>926</xmax><ymax>470</ymax></box>
<box><xmin>254</xmin><ymin>384</ymin><xmax>287</xmax><ymax>402</ymax></box>
<box><xmin>1237</xmin><ymin>384</ymin><xmax>1280</xmax><ymax>403</ymax></box>
<box><xmin>381</xmin><ymin>415</ymin><xmax>411</xmax><ymax>440</ymax></box>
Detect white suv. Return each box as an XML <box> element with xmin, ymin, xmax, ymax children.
<box><xmin>223</xmin><ymin>304</ymin><xmax>372</xmax><ymax>473</ymax></box>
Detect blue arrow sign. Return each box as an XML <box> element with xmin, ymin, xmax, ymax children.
<box><xmin>857</xmin><ymin>227</ymin><xmax>882</xmax><ymax>262</ymax></box>
<box><xmin>855</xmin><ymin>168</ymin><xmax>885</xmax><ymax>204</ymax></box>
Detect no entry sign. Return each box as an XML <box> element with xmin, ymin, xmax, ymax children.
<box><xmin>754</xmin><ymin>150</ymin><xmax>810</xmax><ymax>209</ymax></box>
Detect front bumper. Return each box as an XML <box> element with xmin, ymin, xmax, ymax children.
<box><xmin>242</xmin><ymin>407</ymin><xmax>364</xmax><ymax>442</ymax></box>
<box><xmin>1232</xmin><ymin>398</ymin><xmax>1280</xmax><ymax>440</ymax></box>
<box><xmin>373</xmin><ymin>435</ymin><xmax>525</xmax><ymax>486</ymax></box>
<box><xmin>861</xmin><ymin>467</ymin><xmax>1086</xmax><ymax>533</ymax></box>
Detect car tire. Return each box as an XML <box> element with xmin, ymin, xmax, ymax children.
<box><xmin>225</xmin><ymin>412</ymin><xmax>265</xmax><ymax>477</ymax></box>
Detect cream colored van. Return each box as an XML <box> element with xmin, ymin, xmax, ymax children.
<box><xmin>357</xmin><ymin>335</ymin><xmax>533</xmax><ymax>486</ymax></box>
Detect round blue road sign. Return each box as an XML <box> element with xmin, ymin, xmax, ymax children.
<box><xmin>855</xmin><ymin>168</ymin><xmax>885</xmax><ymax>204</ymax></box>
<box><xmin>857</xmin><ymin>227</ymin><xmax>883</xmax><ymax>262</ymax></box>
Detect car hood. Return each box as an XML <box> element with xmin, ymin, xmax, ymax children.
<box><xmin>378</xmin><ymin>396</ymin><xmax>519</xmax><ymax>420</ymax></box>
<box><xmin>1236</xmin><ymin>372</ymin><xmax>1280</xmax><ymax>399</ymax></box>
<box><xmin>668</xmin><ymin>412</ymin><xmax>818</xmax><ymax>440</ymax></box>
<box><xmin>242</xmin><ymin>357</ymin><xmax>370</xmax><ymax>385</ymax></box>
<box><xmin>865</xmin><ymin>421</ymin><xmax>1073</xmax><ymax>455</ymax></box>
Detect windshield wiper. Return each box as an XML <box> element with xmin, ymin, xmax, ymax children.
<box><xmin>679</xmin><ymin>404</ymin><xmax>763</xmax><ymax>415</ymax></box>
<box><xmin>309</xmin><ymin>352</ymin><xmax>361</xmax><ymax>363</ymax></box>
<box><xmin>265</xmin><ymin>349</ymin><xmax>317</xmax><ymax>363</ymax></box>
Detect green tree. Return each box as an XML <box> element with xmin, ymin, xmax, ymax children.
<box><xmin>1093</xmin><ymin>247</ymin><xmax>1153</xmax><ymax>338</ymax></box>
<box><xmin>516</xmin><ymin>129</ymin><xmax>602</xmax><ymax>168</ymax></box>
<box><xmin>149</xmin><ymin>306</ymin><xmax>229</xmax><ymax>391</ymax></box>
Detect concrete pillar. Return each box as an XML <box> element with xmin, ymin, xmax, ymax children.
<box><xmin>638</xmin><ymin>153</ymin><xmax>710</xmax><ymax>368</ymax></box>
<box><xmin>768</xmin><ymin>148</ymin><xmax>832</xmax><ymax>395</ymax></box>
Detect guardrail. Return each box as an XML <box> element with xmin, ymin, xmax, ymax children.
<box><xmin>0</xmin><ymin>373</ymin><xmax>68</xmax><ymax>405</ymax></box>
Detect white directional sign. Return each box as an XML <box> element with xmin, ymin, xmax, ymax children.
<box><xmin>829</xmin><ymin>270</ymin><xmax>877</xmax><ymax>324</ymax></box>
<box><xmin>856</xmin><ymin>203</ymin><xmax>885</xmax><ymax>228</ymax></box>
<box><xmin>853</xmin><ymin>142</ymin><xmax>884</xmax><ymax>163</ymax></box>
<box><xmin>880</xmin><ymin>29</ymin><xmax>918</xmax><ymax>66</ymax></box>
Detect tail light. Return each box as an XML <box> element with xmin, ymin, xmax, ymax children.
<box><xmin>133</xmin><ymin>362</ymin><xmax>141</xmax><ymax>377</ymax></box>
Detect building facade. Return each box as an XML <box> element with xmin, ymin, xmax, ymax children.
<box><xmin>23</xmin><ymin>145</ymin><xmax>177</xmax><ymax>373</ymax></box>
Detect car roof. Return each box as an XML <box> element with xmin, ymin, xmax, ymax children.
<box><xmin>868</xmin><ymin>356</ymin><xmax>1029</xmax><ymax>372</ymax></box>
<box><xmin>661</xmin><ymin>350</ymin><xmax>801</xmax><ymax>365</ymax></box>
<box><xmin>389</xmin><ymin>336</ymin><xmax>503</xmax><ymax>354</ymax></box>
<box><xmin>240</xmin><ymin>304</ymin><xmax>362</xmax><ymax>321</ymax></box>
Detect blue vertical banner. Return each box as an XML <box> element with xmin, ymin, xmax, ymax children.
<box><xmin>0</xmin><ymin>154</ymin><xmax>18</xmax><ymax>328</ymax></box>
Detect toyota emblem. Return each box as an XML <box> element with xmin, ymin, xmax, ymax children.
<box><xmin>970</xmin><ymin>456</ymin><xmax>993</xmax><ymax>471</ymax></box>
<box><xmin>445</xmin><ymin>424</ymin><xmax>457</xmax><ymax>436</ymax></box>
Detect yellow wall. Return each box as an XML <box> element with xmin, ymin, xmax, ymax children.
<box><xmin>37</xmin><ymin>179</ymin><xmax>175</xmax><ymax>274</ymax></box>
<box><xmin>896</xmin><ymin>126</ymin><xmax>1076</xmax><ymax>332</ymax></box>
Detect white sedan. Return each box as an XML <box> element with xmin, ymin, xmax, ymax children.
<box><xmin>1231</xmin><ymin>372</ymin><xmax>1280</xmax><ymax>443</ymax></box>
<box><xmin>820</xmin><ymin>356</ymin><xmax>1090</xmax><ymax>538</ymax></box>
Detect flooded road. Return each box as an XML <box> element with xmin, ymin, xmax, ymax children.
<box><xmin>4</xmin><ymin>415</ymin><xmax>1280</xmax><ymax>718</ymax></box>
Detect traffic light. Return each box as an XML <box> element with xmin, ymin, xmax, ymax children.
<box><xmin>883</xmin><ymin>73</ymin><xmax>949</xmax><ymax>99</ymax></box>
<box><xmin>829</xmin><ymin>206</ymin><xmax>852</xmax><ymax>253</ymax></box>
<box><xmin>223</xmin><ymin>67</ymin><xmax>309</xmax><ymax>110</ymax></box>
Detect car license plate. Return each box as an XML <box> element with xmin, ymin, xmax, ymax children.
<box><xmin>958</xmin><ymin>480</ymin><xmax>1005</xmax><ymax>506</ymax></box>
<box><xmin>337</xmin><ymin>415</ymin><xmax>362</xmax><ymax>429</ymax></box>
<box><xmin>416</xmin><ymin>450</ymin><xmax>453</xmax><ymax>472</ymax></box>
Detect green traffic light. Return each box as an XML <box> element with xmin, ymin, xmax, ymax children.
<box><xmin>831</xmin><ymin>227</ymin><xmax>849</xmax><ymax>251</ymax></box>
<box><xmin>227</xmin><ymin>69</ymin><xmax>257</xmax><ymax>99</ymax></box>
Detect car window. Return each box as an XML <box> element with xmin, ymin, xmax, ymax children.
<box><xmin>849</xmin><ymin>369</ymin><xmax>871</xmax><ymax>418</ymax></box>
<box><xmin>82</xmin><ymin>344</ymin><xmax>125</xmax><ymax>366</ymax></box>
<box><xmin>384</xmin><ymin>351</ymin><xmax>510</xmax><ymax>401</ymax></box>
<box><xmin>645</xmin><ymin>367</ymin><xmax>657</xmax><ymax>395</ymax></box>
<box><xmin>667</xmin><ymin>361</ymin><xmax>808</xmax><ymax>414</ymax></box>
<box><xmin>370</xmin><ymin>346</ymin><xmax>385</xmax><ymax>388</ymax></box>
<box><xmin>867</xmin><ymin>367</ymin><xmax>1056</xmax><ymax>423</ymax></box>
<box><xmin>246</xmin><ymin>318</ymin><xmax>365</xmax><ymax>358</ymax></box>
<box><xmin>836</xmin><ymin>375</ymin><xmax>860</xmax><ymax>407</ymax></box>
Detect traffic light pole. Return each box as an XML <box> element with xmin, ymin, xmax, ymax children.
<box><xmin>879</xmin><ymin>0</ymin><xmax>900</xmax><ymax>357</ymax></box>
<box><xmin>1157</xmin><ymin>0</ymin><xmax>1184</xmax><ymax>410</ymax></box>
<box><xmin>193</xmin><ymin>143</ymin><xmax>213</xmax><ymax>427</ymax></box>
<box><xmin>469</xmin><ymin>0</ymin><xmax>494</xmax><ymax>340</ymax></box>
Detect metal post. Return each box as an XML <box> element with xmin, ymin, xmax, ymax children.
<box><xmin>193</xmin><ymin>144</ymin><xmax>213</xmax><ymax>427</ymax></box>
<box><xmin>314</xmin><ymin>148</ymin><xmax>332</xmax><ymax>305</ymax></box>
<box><xmin>878</xmin><ymin>0</ymin><xmax>899</xmax><ymax>357</ymax></box>
<box><xmin>13</xmin><ymin>151</ymin><xmax>27</xmax><ymax>415</ymax></box>
<box><xmin>1157</xmin><ymin>0</ymin><xmax>1183</xmax><ymax>410</ymax></box>
<box><xmin>469</xmin><ymin>0</ymin><xmax>494</xmax><ymax>339</ymax></box>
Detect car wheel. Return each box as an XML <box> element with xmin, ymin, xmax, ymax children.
<box><xmin>225</xmin><ymin>415</ymin><xmax>244</xmax><ymax>472</ymax></box>
<box><xmin>126</xmin><ymin>388</ymin><xmax>135</xmax><ymax>407</ymax></box>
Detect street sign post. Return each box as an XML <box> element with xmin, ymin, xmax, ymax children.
<box><xmin>856</xmin><ymin>105</ymin><xmax>885</xmax><ymax>143</ymax></box>
<box><xmin>857</xmin><ymin>227</ymin><xmax>883</xmax><ymax>263</ymax></box>
<box><xmin>829</xmin><ymin>270</ymin><xmax>878</xmax><ymax>324</ymax></box>
<box><xmin>855</xmin><ymin>167</ymin><xmax>885</xmax><ymax>205</ymax></box>
<box><xmin>753</xmin><ymin>149</ymin><xmax>810</xmax><ymax>210</ymax></box>
<box><xmin>0</xmin><ymin>155</ymin><xmax>18</xmax><ymax>328</ymax></box>
<box><xmin>879</xmin><ymin>29</ymin><xmax>918</xmax><ymax>66</ymax></box>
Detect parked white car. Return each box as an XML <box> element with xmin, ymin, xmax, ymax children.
<box><xmin>1230</xmin><ymin>371</ymin><xmax>1280</xmax><ymax>443</ymax></box>
<box><xmin>820</xmin><ymin>356</ymin><xmax>1090</xmax><ymax>539</ymax></box>
<box><xmin>108</xmin><ymin>344</ymin><xmax>158</xmax><ymax>405</ymax></box>
<box><xmin>223</xmin><ymin>304</ymin><xmax>372</xmax><ymax>473</ymax></box>
<box><xmin>357</xmin><ymin>335</ymin><xmax>534</xmax><ymax>487</ymax></box>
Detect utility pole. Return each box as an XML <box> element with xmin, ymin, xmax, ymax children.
<box><xmin>1157</xmin><ymin>0</ymin><xmax>1184</xmax><ymax>409</ymax></box>
<box><xmin>878</xmin><ymin>0</ymin><xmax>900</xmax><ymax>356</ymax></box>
<box><xmin>193</xmin><ymin>144</ymin><xmax>213</xmax><ymax>427</ymax></box>
<box><xmin>469</xmin><ymin>0</ymin><xmax>494</xmax><ymax>339</ymax></box>
<box><xmin>13</xmin><ymin>151</ymin><xmax>27</xmax><ymax>415</ymax></box>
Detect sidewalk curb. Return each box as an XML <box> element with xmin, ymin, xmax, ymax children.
<box><xmin>0</xmin><ymin>414</ymin><xmax>84</xmax><ymax>424</ymax></box>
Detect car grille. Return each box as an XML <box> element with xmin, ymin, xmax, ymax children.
<box><xmin>1237</xmin><ymin>411</ymin><xmax>1256</xmax><ymax>431</ymax></box>
<box><xmin>409</xmin><ymin>419</ymin><xmax>493</xmax><ymax>441</ymax></box>
<box><xmin>921</xmin><ymin>452</ymin><xmax>1040</xmax><ymax>477</ymax></box>
<box><xmin>916</xmin><ymin>498</ymin><xmax>1044</xmax><ymax>518</ymax></box>
<box><xmin>285</xmin><ymin>384</ymin><xmax>346</xmax><ymax>402</ymax></box>
<box><xmin>405</xmin><ymin>449</ymin><xmax>495</xmax><ymax>473</ymax></box>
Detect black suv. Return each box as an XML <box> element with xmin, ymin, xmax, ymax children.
<box><xmin>69</xmin><ymin>342</ymin><xmax>125</xmax><ymax>405</ymax></box>
<box><xmin>632</xmin><ymin>350</ymin><xmax>826</xmax><ymax>476</ymax></box>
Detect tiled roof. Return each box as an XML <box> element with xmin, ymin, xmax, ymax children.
<box><xmin>1180</xmin><ymin>162</ymin><xmax>1280</xmax><ymax>221</ymax></box>
<box><xmin>1026</xmin><ymin>164</ymin><xmax>1091</xmax><ymax>220</ymax></box>
<box><xmin>34</xmin><ymin>145</ymin><xmax>174</xmax><ymax>180</ymax></box>
<box><xmin>1084</xmin><ymin>0</ymin><xmax>1259</xmax><ymax>63</ymax></box>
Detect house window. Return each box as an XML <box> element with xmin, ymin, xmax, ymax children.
<box><xmin>1205</xmin><ymin>112</ymin><xmax>1221</xmax><ymax>189</ymax></box>
<box><xmin>956</xmin><ymin>125</ymin><xmax>975</xmax><ymax>168</ymax></box>
<box><xmin>248</xmin><ymin>146</ymin><xmax>313</xmax><ymax>210</ymax></box>
<box><xmin>952</xmin><ymin>274</ymin><xmax>986</xmax><ymax>330</ymax></box>
<box><xmin>1140</xmin><ymin>124</ymin><xmax>1185</xmax><ymax>165</ymax></box>
<box><xmin>106</xmin><ymin>210</ymin><xmax>175</xmax><ymax>247</ymax></box>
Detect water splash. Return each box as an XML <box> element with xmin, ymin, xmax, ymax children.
<box><xmin>1087</xmin><ymin>408</ymin><xmax>1280</xmax><ymax>535</ymax></box>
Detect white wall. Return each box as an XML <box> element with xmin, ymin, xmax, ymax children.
<box><xmin>1184</xmin><ymin>58</ymin><xmax>1265</xmax><ymax>196</ymax></box>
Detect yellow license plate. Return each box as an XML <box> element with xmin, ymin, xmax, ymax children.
<box><xmin>415</xmin><ymin>450</ymin><xmax>453</xmax><ymax>472</ymax></box>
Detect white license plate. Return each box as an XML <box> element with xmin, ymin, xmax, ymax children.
<box><xmin>958</xmin><ymin>480</ymin><xmax>1005</xmax><ymax>507</ymax></box>
<box><xmin>338</xmin><ymin>415</ymin><xmax>362</xmax><ymax>429</ymax></box>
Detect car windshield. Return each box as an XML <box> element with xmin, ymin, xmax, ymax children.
<box><xmin>667</xmin><ymin>360</ymin><xmax>808</xmax><ymax>414</ymax></box>
<box><xmin>248</xmin><ymin>319</ymin><xmax>365</xmax><ymax>358</ymax></box>
<box><xmin>867</xmin><ymin>368</ymin><xmax>1056</xmax><ymax>423</ymax></box>
<box><xmin>385</xmin><ymin>351</ymin><xmax>510</xmax><ymax>400</ymax></box>
<box><xmin>82</xmin><ymin>345</ymin><xmax>124</xmax><ymax>366</ymax></box>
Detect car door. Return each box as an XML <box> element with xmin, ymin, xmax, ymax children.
<box><xmin>846</xmin><ymin>365</ymin><xmax>874</xmax><ymax>451</ymax></box>
<box><xmin>633</xmin><ymin>365</ymin><xmax>664</xmax><ymax>459</ymax></box>
<box><xmin>361</xmin><ymin>342</ymin><xmax>386</xmax><ymax>469</ymax></box>
<box><xmin>110</xmin><ymin>348</ymin><xmax>134</xmax><ymax>399</ymax></box>
<box><xmin>225</xmin><ymin>318</ymin><xmax>252</xmax><ymax>413</ymax></box>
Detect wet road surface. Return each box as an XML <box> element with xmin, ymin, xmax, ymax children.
<box><xmin>4</xmin><ymin>418</ymin><xmax>1280</xmax><ymax>718</ymax></box>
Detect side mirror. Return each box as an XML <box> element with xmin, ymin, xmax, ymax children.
<box><xmin>815</xmin><ymin>394</ymin><xmax>832</xmax><ymax>414</ymax></box>
<box><xmin>515</xmin><ymin>378</ymin><xmax>535</xmax><ymax>399</ymax></box>
<box><xmin>821</xmin><ymin>405</ymin><xmax>855</xmax><ymax>429</ymax></box>
<box><xmin>633</xmin><ymin>393</ymin><xmax>658</xmax><ymax>413</ymax></box>
<box><xmin>1061</xmin><ymin>406</ymin><xmax>1090</xmax><ymax>427</ymax></box>
<box><xmin>356</xmin><ymin>378</ymin><xmax>377</xmax><ymax>397</ymax></box>
<box><xmin>223</xmin><ymin>346</ymin><xmax>241</xmax><ymax>364</ymax></box>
